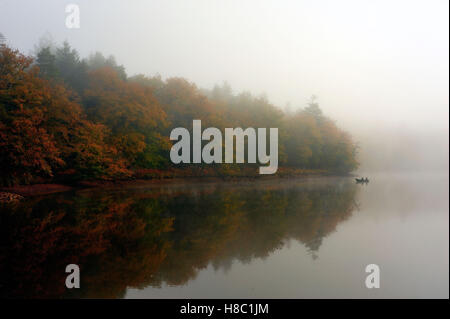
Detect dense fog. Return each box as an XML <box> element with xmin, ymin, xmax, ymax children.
<box><xmin>1</xmin><ymin>0</ymin><xmax>448</xmax><ymax>173</ymax></box>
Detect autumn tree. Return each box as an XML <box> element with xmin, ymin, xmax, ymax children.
<box><xmin>0</xmin><ymin>46</ymin><xmax>64</xmax><ymax>185</ymax></box>
<box><xmin>83</xmin><ymin>68</ymin><xmax>170</xmax><ymax>168</ymax></box>
<box><xmin>0</xmin><ymin>46</ymin><xmax>130</xmax><ymax>185</ymax></box>
<box><xmin>86</xmin><ymin>52</ymin><xmax>127</xmax><ymax>81</ymax></box>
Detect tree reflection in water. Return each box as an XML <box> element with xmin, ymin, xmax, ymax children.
<box><xmin>0</xmin><ymin>177</ymin><xmax>358</xmax><ymax>298</ymax></box>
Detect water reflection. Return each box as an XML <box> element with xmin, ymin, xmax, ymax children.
<box><xmin>0</xmin><ymin>177</ymin><xmax>358</xmax><ymax>298</ymax></box>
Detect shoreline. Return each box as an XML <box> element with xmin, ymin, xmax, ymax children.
<box><xmin>0</xmin><ymin>169</ymin><xmax>353</xmax><ymax>199</ymax></box>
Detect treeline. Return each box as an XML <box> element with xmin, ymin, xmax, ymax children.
<box><xmin>0</xmin><ymin>40</ymin><xmax>358</xmax><ymax>186</ymax></box>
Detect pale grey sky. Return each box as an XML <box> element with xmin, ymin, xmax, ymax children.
<box><xmin>1</xmin><ymin>0</ymin><xmax>448</xmax><ymax>170</ymax></box>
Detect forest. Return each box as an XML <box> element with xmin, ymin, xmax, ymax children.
<box><xmin>0</xmin><ymin>40</ymin><xmax>358</xmax><ymax>186</ymax></box>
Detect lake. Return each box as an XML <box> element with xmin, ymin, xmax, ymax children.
<box><xmin>0</xmin><ymin>173</ymin><xmax>448</xmax><ymax>298</ymax></box>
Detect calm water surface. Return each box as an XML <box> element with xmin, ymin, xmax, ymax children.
<box><xmin>0</xmin><ymin>173</ymin><xmax>448</xmax><ymax>298</ymax></box>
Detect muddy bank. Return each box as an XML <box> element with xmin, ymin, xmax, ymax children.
<box><xmin>0</xmin><ymin>192</ymin><xmax>25</xmax><ymax>203</ymax></box>
<box><xmin>0</xmin><ymin>184</ymin><xmax>74</xmax><ymax>197</ymax></box>
<box><xmin>0</xmin><ymin>169</ymin><xmax>346</xmax><ymax>199</ymax></box>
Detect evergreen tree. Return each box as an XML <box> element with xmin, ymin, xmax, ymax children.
<box><xmin>36</xmin><ymin>47</ymin><xmax>58</xmax><ymax>80</ymax></box>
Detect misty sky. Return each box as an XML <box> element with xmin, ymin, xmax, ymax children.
<box><xmin>0</xmin><ymin>0</ymin><xmax>448</xmax><ymax>170</ymax></box>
